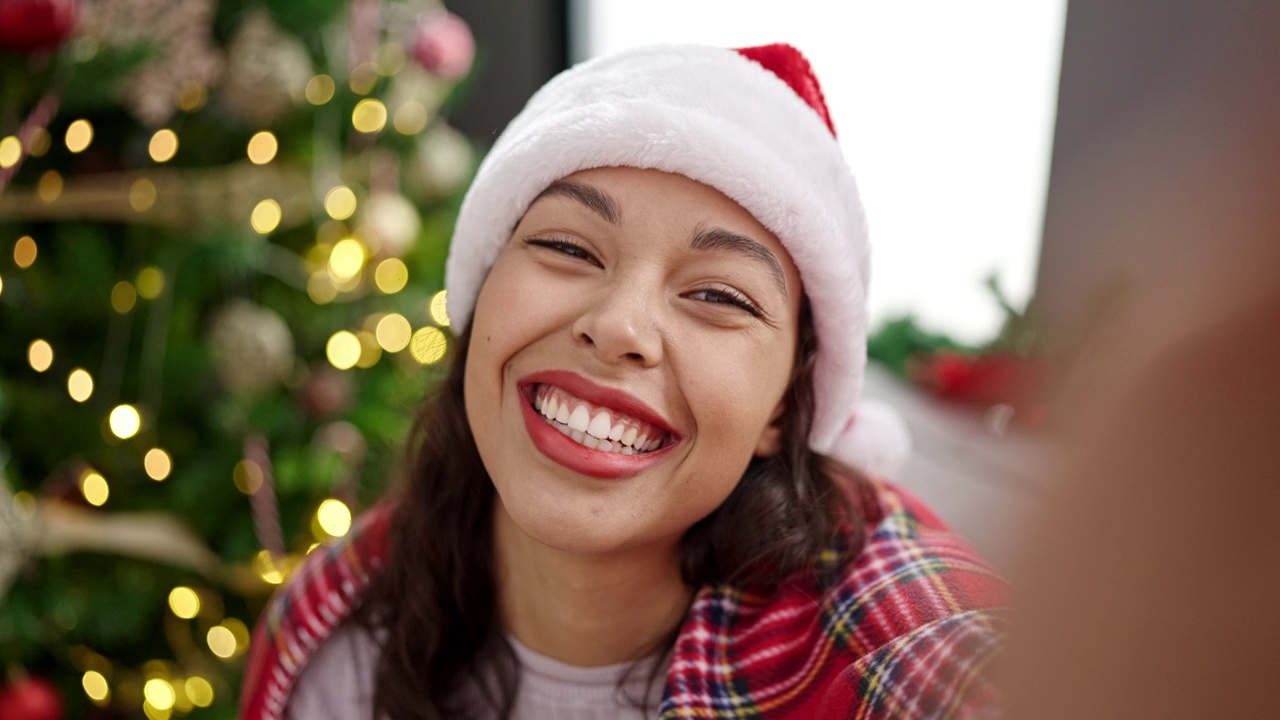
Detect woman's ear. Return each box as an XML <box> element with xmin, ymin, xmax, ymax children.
<box><xmin>753</xmin><ymin>401</ymin><xmax>787</xmax><ymax>458</ymax></box>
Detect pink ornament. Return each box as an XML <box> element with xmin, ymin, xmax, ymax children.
<box><xmin>407</xmin><ymin>11</ymin><xmax>474</xmax><ymax>80</ymax></box>
<box><xmin>0</xmin><ymin>676</ymin><xmax>65</xmax><ymax>720</ymax></box>
<box><xmin>0</xmin><ymin>0</ymin><xmax>78</xmax><ymax>54</ymax></box>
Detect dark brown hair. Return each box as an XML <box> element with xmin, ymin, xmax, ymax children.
<box><xmin>360</xmin><ymin>304</ymin><xmax>873</xmax><ymax>720</ymax></box>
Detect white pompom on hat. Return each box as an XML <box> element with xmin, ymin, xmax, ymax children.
<box><xmin>446</xmin><ymin>42</ymin><xmax>905</xmax><ymax>469</ymax></box>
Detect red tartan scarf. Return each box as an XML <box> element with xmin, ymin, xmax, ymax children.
<box><xmin>242</xmin><ymin>481</ymin><xmax>1006</xmax><ymax>719</ymax></box>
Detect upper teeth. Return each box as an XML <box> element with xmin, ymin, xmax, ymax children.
<box><xmin>534</xmin><ymin>384</ymin><xmax>667</xmax><ymax>454</ymax></box>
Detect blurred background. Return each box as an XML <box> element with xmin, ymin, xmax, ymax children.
<box><xmin>2</xmin><ymin>0</ymin><xmax>1276</xmax><ymax>718</ymax></box>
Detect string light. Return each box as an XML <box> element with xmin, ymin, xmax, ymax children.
<box><xmin>306</xmin><ymin>271</ymin><xmax>338</xmax><ymax>304</ymax></box>
<box><xmin>233</xmin><ymin>459</ymin><xmax>264</xmax><ymax>495</ymax></box>
<box><xmin>144</xmin><ymin>448</ymin><xmax>172</xmax><ymax>481</ymax></box>
<box><xmin>37</xmin><ymin>170</ymin><xmax>62</xmax><ymax>202</ymax></box>
<box><xmin>316</xmin><ymin>498</ymin><xmax>352</xmax><ymax>538</ymax></box>
<box><xmin>247</xmin><ymin>131</ymin><xmax>278</xmax><ymax>164</ymax></box>
<box><xmin>374</xmin><ymin>258</ymin><xmax>408</xmax><ymax>294</ymax></box>
<box><xmin>28</xmin><ymin>339</ymin><xmax>53</xmax><ymax>371</ymax></box>
<box><xmin>351</xmin><ymin>99</ymin><xmax>387</xmax><ymax>133</ymax></box>
<box><xmin>393</xmin><ymin>101</ymin><xmax>429</xmax><ymax>135</ymax></box>
<box><xmin>81</xmin><ymin>471</ymin><xmax>109</xmax><ymax>506</ymax></box>
<box><xmin>168</xmin><ymin>586</ymin><xmax>199</xmax><ymax>619</ymax></box>
<box><xmin>65</xmin><ymin>119</ymin><xmax>93</xmax><ymax>153</ymax></box>
<box><xmin>429</xmin><ymin>289</ymin><xmax>451</xmax><ymax>326</ymax></box>
<box><xmin>109</xmin><ymin>404</ymin><xmax>142</xmax><ymax>439</ymax></box>
<box><xmin>143</xmin><ymin>701</ymin><xmax>171</xmax><ymax>720</ymax></box>
<box><xmin>253</xmin><ymin>550</ymin><xmax>285</xmax><ymax>585</ymax></box>
<box><xmin>14</xmin><ymin>235</ymin><xmax>37</xmax><ymax>268</ymax></box>
<box><xmin>410</xmin><ymin>326</ymin><xmax>448</xmax><ymax>365</ymax></box>
<box><xmin>251</xmin><ymin>199</ymin><xmax>282</xmax><ymax>234</ymax></box>
<box><xmin>112</xmin><ymin>281</ymin><xmax>137</xmax><ymax>313</ymax></box>
<box><xmin>136</xmin><ymin>267</ymin><xmax>165</xmax><ymax>299</ymax></box>
<box><xmin>27</xmin><ymin>127</ymin><xmax>51</xmax><ymax>157</ymax></box>
<box><xmin>183</xmin><ymin>677</ymin><xmax>214</xmax><ymax>708</ymax></box>
<box><xmin>324</xmin><ymin>186</ymin><xmax>357</xmax><ymax>221</ymax></box>
<box><xmin>176</xmin><ymin>81</ymin><xmax>208</xmax><ymax>112</ymax></box>
<box><xmin>326</xmin><ymin>330</ymin><xmax>361</xmax><ymax>370</ymax></box>
<box><xmin>375</xmin><ymin>313</ymin><xmax>412</xmax><ymax>352</ymax></box>
<box><xmin>328</xmin><ymin>238</ymin><xmax>365</xmax><ymax>279</ymax></box>
<box><xmin>305</xmin><ymin>74</ymin><xmax>335</xmax><ymax>105</ymax></box>
<box><xmin>130</xmin><ymin>178</ymin><xmax>158</xmax><ymax>212</ymax></box>
<box><xmin>144</xmin><ymin>678</ymin><xmax>176</xmax><ymax>711</ymax></box>
<box><xmin>0</xmin><ymin>135</ymin><xmax>19</xmax><ymax>168</ymax></box>
<box><xmin>82</xmin><ymin>670</ymin><xmax>110</xmax><ymax>704</ymax></box>
<box><xmin>148</xmin><ymin>129</ymin><xmax>178</xmax><ymax>163</ymax></box>
<box><xmin>68</xmin><ymin>368</ymin><xmax>94</xmax><ymax>402</ymax></box>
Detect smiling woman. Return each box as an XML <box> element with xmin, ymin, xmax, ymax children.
<box><xmin>243</xmin><ymin>44</ymin><xmax>1006</xmax><ymax>720</ymax></box>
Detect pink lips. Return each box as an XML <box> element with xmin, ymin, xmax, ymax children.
<box><xmin>517</xmin><ymin>370</ymin><xmax>679</xmax><ymax>479</ymax></box>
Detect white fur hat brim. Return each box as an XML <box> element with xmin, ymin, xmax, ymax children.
<box><xmin>445</xmin><ymin>44</ymin><xmax>869</xmax><ymax>454</ymax></box>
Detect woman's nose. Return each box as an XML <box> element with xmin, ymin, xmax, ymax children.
<box><xmin>571</xmin><ymin>278</ymin><xmax>664</xmax><ymax>368</ymax></box>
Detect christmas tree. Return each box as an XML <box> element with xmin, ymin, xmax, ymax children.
<box><xmin>0</xmin><ymin>1</ymin><xmax>478</xmax><ymax>717</ymax></box>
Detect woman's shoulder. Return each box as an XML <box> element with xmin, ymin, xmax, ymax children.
<box><xmin>241</xmin><ymin>502</ymin><xmax>394</xmax><ymax>720</ymax></box>
<box><xmin>663</xmin><ymin>480</ymin><xmax>1006</xmax><ymax>719</ymax></box>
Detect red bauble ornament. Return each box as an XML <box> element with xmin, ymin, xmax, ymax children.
<box><xmin>0</xmin><ymin>676</ymin><xmax>65</xmax><ymax>720</ymax></box>
<box><xmin>0</xmin><ymin>0</ymin><xmax>78</xmax><ymax>55</ymax></box>
<box><xmin>407</xmin><ymin>11</ymin><xmax>474</xmax><ymax>80</ymax></box>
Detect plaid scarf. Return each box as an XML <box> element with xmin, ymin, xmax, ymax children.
<box><xmin>242</xmin><ymin>481</ymin><xmax>1006</xmax><ymax>719</ymax></box>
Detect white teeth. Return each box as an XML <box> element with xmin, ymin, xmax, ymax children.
<box><xmin>635</xmin><ymin>434</ymin><xmax>649</xmax><ymax>451</ymax></box>
<box><xmin>608</xmin><ymin>422</ymin><xmax>624</xmax><ymax>441</ymax></box>
<box><xmin>583</xmin><ymin>435</ymin><xmax>600</xmax><ymax>450</ymax></box>
<box><xmin>545</xmin><ymin>396</ymin><xmax>558</xmax><ymax>420</ymax></box>
<box><xmin>555</xmin><ymin>403</ymin><xmax>570</xmax><ymax>425</ymax></box>
<box><xmin>621</xmin><ymin>427</ymin><xmax>638</xmax><ymax>447</ymax></box>
<box><xmin>622</xmin><ymin>446</ymin><xmax>635</xmax><ymax>455</ymax></box>
<box><xmin>601</xmin><ymin>441</ymin><xmax>615</xmax><ymax>452</ymax></box>
<box><xmin>557</xmin><ymin>423</ymin><xmax>571</xmax><ymax>436</ymax></box>
<box><xmin>568</xmin><ymin>405</ymin><xmax>590</xmax><ymax>433</ymax></box>
<box><xmin>570</xmin><ymin>429</ymin><xmax>585</xmax><ymax>443</ymax></box>
<box><xmin>587</xmin><ymin>411</ymin><xmax>612</xmax><ymax>439</ymax></box>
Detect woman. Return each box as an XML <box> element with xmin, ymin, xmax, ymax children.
<box><xmin>242</xmin><ymin>43</ymin><xmax>1005</xmax><ymax>720</ymax></box>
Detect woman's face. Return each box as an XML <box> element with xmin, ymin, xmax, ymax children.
<box><xmin>465</xmin><ymin>167</ymin><xmax>803</xmax><ymax>557</ymax></box>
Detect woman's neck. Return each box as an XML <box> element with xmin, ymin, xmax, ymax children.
<box><xmin>493</xmin><ymin>499</ymin><xmax>694</xmax><ymax>667</ymax></box>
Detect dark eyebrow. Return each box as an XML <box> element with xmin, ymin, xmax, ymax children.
<box><xmin>531</xmin><ymin>181</ymin><xmax>622</xmax><ymax>226</ymax></box>
<box><xmin>689</xmin><ymin>224</ymin><xmax>789</xmax><ymax>299</ymax></box>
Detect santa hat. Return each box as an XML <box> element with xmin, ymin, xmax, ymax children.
<box><xmin>445</xmin><ymin>43</ymin><xmax>907</xmax><ymax>472</ymax></box>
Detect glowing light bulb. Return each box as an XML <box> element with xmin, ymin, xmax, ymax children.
<box><xmin>109</xmin><ymin>404</ymin><xmax>142</xmax><ymax>439</ymax></box>
<box><xmin>326</xmin><ymin>331</ymin><xmax>361</xmax><ymax>370</ymax></box>
<box><xmin>14</xmin><ymin>235</ymin><xmax>37</xmax><ymax>268</ymax></box>
<box><xmin>429</xmin><ymin>290</ymin><xmax>451</xmax><ymax>326</ymax></box>
<box><xmin>316</xmin><ymin>498</ymin><xmax>353</xmax><ymax>538</ymax></box>
<box><xmin>130</xmin><ymin>178</ymin><xmax>158</xmax><ymax>212</ymax></box>
<box><xmin>148</xmin><ymin>129</ymin><xmax>178</xmax><ymax>162</ymax></box>
<box><xmin>168</xmin><ymin>586</ymin><xmax>200</xmax><ymax>619</ymax></box>
<box><xmin>305</xmin><ymin>74</ymin><xmax>336</xmax><ymax>105</ymax></box>
<box><xmin>328</xmin><ymin>238</ymin><xmax>365</xmax><ymax>279</ymax></box>
<box><xmin>352</xmin><ymin>99</ymin><xmax>387</xmax><ymax>133</ymax></box>
<box><xmin>82</xmin><ymin>670</ymin><xmax>110</xmax><ymax>703</ymax></box>
<box><xmin>251</xmin><ymin>199</ymin><xmax>282</xmax><ymax>234</ymax></box>
<box><xmin>65</xmin><ymin>119</ymin><xmax>93</xmax><ymax>153</ymax></box>
<box><xmin>136</xmin><ymin>267</ymin><xmax>165</xmax><ymax>299</ymax></box>
<box><xmin>233</xmin><ymin>460</ymin><xmax>263</xmax><ymax>495</ymax></box>
<box><xmin>184</xmin><ymin>677</ymin><xmax>214</xmax><ymax>707</ymax></box>
<box><xmin>247</xmin><ymin>131</ymin><xmax>278</xmax><ymax>164</ymax></box>
<box><xmin>0</xmin><ymin>135</ymin><xmax>20</xmax><ymax>168</ymax></box>
<box><xmin>145</xmin><ymin>448</ymin><xmax>172</xmax><ymax>481</ymax></box>
<box><xmin>28</xmin><ymin>339</ymin><xmax>53</xmax><ymax>372</ymax></box>
<box><xmin>144</xmin><ymin>678</ymin><xmax>176</xmax><ymax>710</ymax></box>
<box><xmin>81</xmin><ymin>471</ymin><xmax>109</xmax><ymax>506</ymax></box>
<box><xmin>207</xmin><ymin>625</ymin><xmax>236</xmax><ymax>658</ymax></box>
<box><xmin>410</xmin><ymin>327</ymin><xmax>448</xmax><ymax>365</ymax></box>
<box><xmin>68</xmin><ymin>368</ymin><xmax>94</xmax><ymax>402</ymax></box>
<box><xmin>254</xmin><ymin>550</ymin><xmax>284</xmax><ymax>585</ymax></box>
<box><xmin>375</xmin><ymin>313</ymin><xmax>412</xmax><ymax>352</ymax></box>
<box><xmin>393</xmin><ymin>101</ymin><xmax>429</xmax><ymax>135</ymax></box>
<box><xmin>324</xmin><ymin>186</ymin><xmax>357</xmax><ymax>221</ymax></box>
<box><xmin>374</xmin><ymin>258</ymin><xmax>408</xmax><ymax>294</ymax></box>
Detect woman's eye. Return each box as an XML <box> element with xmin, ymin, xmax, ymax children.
<box><xmin>525</xmin><ymin>238</ymin><xmax>601</xmax><ymax>266</ymax></box>
<box><xmin>688</xmin><ymin>288</ymin><xmax>762</xmax><ymax>317</ymax></box>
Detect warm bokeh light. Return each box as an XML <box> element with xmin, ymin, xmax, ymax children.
<box><xmin>148</xmin><ymin>129</ymin><xmax>178</xmax><ymax>162</ymax></box>
<box><xmin>0</xmin><ymin>275</ymin><xmax>5</xmax><ymax>298</ymax></box>
<box><xmin>410</xmin><ymin>326</ymin><xmax>448</xmax><ymax>365</ymax></box>
<box><xmin>81</xmin><ymin>471</ymin><xmax>109</xmax><ymax>506</ymax></box>
<box><xmin>207</xmin><ymin>625</ymin><xmax>236</xmax><ymax>659</ymax></box>
<box><xmin>184</xmin><ymin>677</ymin><xmax>214</xmax><ymax>708</ymax></box>
<box><xmin>14</xmin><ymin>235</ymin><xmax>37</xmax><ymax>268</ymax></box>
<box><xmin>374</xmin><ymin>258</ymin><xmax>408</xmax><ymax>294</ymax></box>
<box><xmin>351</xmin><ymin>98</ymin><xmax>387</xmax><ymax>133</ymax></box>
<box><xmin>112</xmin><ymin>281</ymin><xmax>137</xmax><ymax>313</ymax></box>
<box><xmin>136</xmin><ymin>267</ymin><xmax>165</xmax><ymax>299</ymax></box>
<box><xmin>176</xmin><ymin>80</ymin><xmax>208</xmax><ymax>112</ymax></box>
<box><xmin>130</xmin><ymin>178</ymin><xmax>158</xmax><ymax>212</ymax></box>
<box><xmin>326</xmin><ymin>330</ymin><xmax>361</xmax><ymax>370</ymax></box>
<box><xmin>306</xmin><ymin>271</ymin><xmax>338</xmax><ymax>304</ymax></box>
<box><xmin>429</xmin><ymin>289</ymin><xmax>451</xmax><ymax>326</ymax></box>
<box><xmin>393</xmin><ymin>101</ymin><xmax>429</xmax><ymax>135</ymax></box>
<box><xmin>68</xmin><ymin>368</ymin><xmax>94</xmax><ymax>402</ymax></box>
<box><xmin>251</xmin><ymin>199</ymin><xmax>282</xmax><ymax>234</ymax></box>
<box><xmin>316</xmin><ymin>498</ymin><xmax>353</xmax><ymax>538</ymax></box>
<box><xmin>37</xmin><ymin>170</ymin><xmax>62</xmax><ymax>202</ymax></box>
<box><xmin>254</xmin><ymin>550</ymin><xmax>284</xmax><ymax>585</ymax></box>
<box><xmin>145</xmin><ymin>448</ymin><xmax>172</xmax><ymax>481</ymax></box>
<box><xmin>65</xmin><ymin>119</ymin><xmax>93</xmax><ymax>152</ymax></box>
<box><xmin>109</xmin><ymin>404</ymin><xmax>142</xmax><ymax>439</ymax></box>
<box><xmin>28</xmin><ymin>339</ymin><xmax>53</xmax><ymax>372</ymax></box>
<box><xmin>328</xmin><ymin>238</ymin><xmax>365</xmax><ymax>279</ymax></box>
<box><xmin>168</xmin><ymin>586</ymin><xmax>200</xmax><ymax>618</ymax></box>
<box><xmin>305</xmin><ymin>74</ymin><xmax>336</xmax><ymax>105</ymax></box>
<box><xmin>247</xmin><ymin>131</ymin><xmax>278</xmax><ymax>164</ymax></box>
<box><xmin>233</xmin><ymin>459</ymin><xmax>264</xmax><ymax>495</ymax></box>
<box><xmin>324</xmin><ymin>186</ymin><xmax>357</xmax><ymax>221</ymax></box>
<box><xmin>0</xmin><ymin>135</ymin><xmax>19</xmax><ymax>168</ymax></box>
<box><xmin>375</xmin><ymin>313</ymin><xmax>412</xmax><ymax>352</ymax></box>
<box><xmin>356</xmin><ymin>331</ymin><xmax>381</xmax><ymax>368</ymax></box>
<box><xmin>82</xmin><ymin>670</ymin><xmax>110</xmax><ymax>703</ymax></box>
<box><xmin>27</xmin><ymin>127</ymin><xmax>50</xmax><ymax>157</ymax></box>
<box><xmin>349</xmin><ymin>63</ymin><xmax>377</xmax><ymax>95</ymax></box>
<box><xmin>144</xmin><ymin>678</ymin><xmax>176</xmax><ymax>710</ymax></box>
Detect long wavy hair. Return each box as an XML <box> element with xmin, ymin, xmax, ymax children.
<box><xmin>359</xmin><ymin>303</ymin><xmax>875</xmax><ymax>720</ymax></box>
